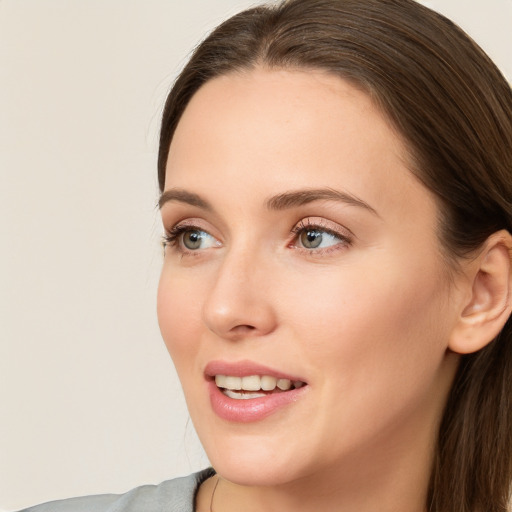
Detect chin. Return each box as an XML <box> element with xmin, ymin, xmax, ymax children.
<box><xmin>198</xmin><ymin>428</ymin><xmax>307</xmax><ymax>486</ymax></box>
<box><xmin>213</xmin><ymin>456</ymin><xmax>300</xmax><ymax>487</ymax></box>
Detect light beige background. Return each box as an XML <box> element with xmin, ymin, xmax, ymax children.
<box><xmin>1</xmin><ymin>1</ymin><xmax>510</xmax><ymax>510</ymax></box>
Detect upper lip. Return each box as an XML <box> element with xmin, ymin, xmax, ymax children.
<box><xmin>204</xmin><ymin>360</ymin><xmax>307</xmax><ymax>383</ymax></box>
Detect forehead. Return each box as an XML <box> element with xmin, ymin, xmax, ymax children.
<box><xmin>169</xmin><ymin>68</ymin><xmax>396</xmax><ymax>163</ymax></box>
<box><xmin>165</xmin><ymin>67</ymin><xmax>433</xmax><ymax>223</ymax></box>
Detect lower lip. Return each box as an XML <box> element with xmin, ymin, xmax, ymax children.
<box><xmin>208</xmin><ymin>380</ymin><xmax>308</xmax><ymax>423</ymax></box>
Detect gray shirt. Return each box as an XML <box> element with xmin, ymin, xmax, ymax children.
<box><xmin>18</xmin><ymin>468</ymin><xmax>215</xmax><ymax>512</ymax></box>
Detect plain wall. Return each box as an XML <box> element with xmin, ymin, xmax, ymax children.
<box><xmin>1</xmin><ymin>1</ymin><xmax>510</xmax><ymax>510</ymax></box>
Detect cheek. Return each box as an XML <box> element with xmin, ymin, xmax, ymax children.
<box><xmin>281</xmin><ymin>252</ymin><xmax>451</xmax><ymax>393</ymax></box>
<box><xmin>157</xmin><ymin>269</ymin><xmax>204</xmax><ymax>368</ymax></box>
<box><xmin>274</xmin><ymin>254</ymin><xmax>453</xmax><ymax>461</ymax></box>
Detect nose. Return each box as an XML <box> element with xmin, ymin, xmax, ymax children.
<box><xmin>202</xmin><ymin>247</ymin><xmax>277</xmax><ymax>341</ymax></box>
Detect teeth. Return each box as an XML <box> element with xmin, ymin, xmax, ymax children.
<box><xmin>215</xmin><ymin>374</ymin><xmax>304</xmax><ymax>392</ymax></box>
<box><xmin>241</xmin><ymin>375</ymin><xmax>261</xmax><ymax>391</ymax></box>
<box><xmin>224</xmin><ymin>376</ymin><xmax>241</xmax><ymax>390</ymax></box>
<box><xmin>261</xmin><ymin>375</ymin><xmax>277</xmax><ymax>391</ymax></box>
<box><xmin>277</xmin><ymin>379</ymin><xmax>292</xmax><ymax>390</ymax></box>
<box><xmin>224</xmin><ymin>389</ymin><xmax>266</xmax><ymax>399</ymax></box>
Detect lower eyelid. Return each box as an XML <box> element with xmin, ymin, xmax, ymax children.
<box><xmin>294</xmin><ymin>244</ymin><xmax>347</xmax><ymax>254</ymax></box>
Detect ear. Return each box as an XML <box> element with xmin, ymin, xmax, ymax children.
<box><xmin>449</xmin><ymin>230</ymin><xmax>512</xmax><ymax>354</ymax></box>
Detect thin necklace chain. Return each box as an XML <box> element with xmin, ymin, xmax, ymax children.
<box><xmin>210</xmin><ymin>476</ymin><xmax>220</xmax><ymax>512</ymax></box>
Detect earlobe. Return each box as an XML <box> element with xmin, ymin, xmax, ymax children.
<box><xmin>449</xmin><ymin>230</ymin><xmax>512</xmax><ymax>355</ymax></box>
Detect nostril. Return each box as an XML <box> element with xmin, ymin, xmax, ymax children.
<box><xmin>233</xmin><ymin>324</ymin><xmax>256</xmax><ymax>332</ymax></box>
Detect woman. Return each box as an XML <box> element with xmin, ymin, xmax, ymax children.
<box><xmin>21</xmin><ymin>0</ymin><xmax>512</xmax><ymax>511</ymax></box>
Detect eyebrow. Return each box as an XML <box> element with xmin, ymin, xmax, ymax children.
<box><xmin>158</xmin><ymin>189</ymin><xmax>213</xmax><ymax>211</ymax></box>
<box><xmin>266</xmin><ymin>188</ymin><xmax>379</xmax><ymax>216</ymax></box>
<box><xmin>158</xmin><ymin>187</ymin><xmax>378</xmax><ymax>216</ymax></box>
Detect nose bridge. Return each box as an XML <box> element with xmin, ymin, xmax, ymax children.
<box><xmin>202</xmin><ymin>240</ymin><xmax>276</xmax><ymax>339</ymax></box>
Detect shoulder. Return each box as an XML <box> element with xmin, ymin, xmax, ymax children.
<box><xmin>18</xmin><ymin>468</ymin><xmax>215</xmax><ymax>512</ymax></box>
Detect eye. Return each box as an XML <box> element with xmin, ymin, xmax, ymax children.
<box><xmin>291</xmin><ymin>219</ymin><xmax>351</xmax><ymax>252</ymax></box>
<box><xmin>181</xmin><ymin>229</ymin><xmax>215</xmax><ymax>250</ymax></box>
<box><xmin>163</xmin><ymin>225</ymin><xmax>220</xmax><ymax>253</ymax></box>
<box><xmin>299</xmin><ymin>228</ymin><xmax>339</xmax><ymax>249</ymax></box>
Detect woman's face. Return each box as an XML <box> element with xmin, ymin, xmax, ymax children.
<box><xmin>158</xmin><ymin>69</ymin><xmax>460</xmax><ymax>487</ymax></box>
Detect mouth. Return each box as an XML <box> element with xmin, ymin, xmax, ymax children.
<box><xmin>205</xmin><ymin>361</ymin><xmax>309</xmax><ymax>422</ymax></box>
<box><xmin>214</xmin><ymin>374</ymin><xmax>306</xmax><ymax>400</ymax></box>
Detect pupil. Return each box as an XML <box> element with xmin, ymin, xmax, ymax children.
<box><xmin>302</xmin><ymin>229</ymin><xmax>322</xmax><ymax>248</ymax></box>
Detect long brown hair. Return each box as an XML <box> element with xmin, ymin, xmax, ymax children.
<box><xmin>158</xmin><ymin>1</ymin><xmax>512</xmax><ymax>510</ymax></box>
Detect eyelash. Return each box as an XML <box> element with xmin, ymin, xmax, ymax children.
<box><xmin>289</xmin><ymin>218</ymin><xmax>352</xmax><ymax>254</ymax></box>
<box><xmin>162</xmin><ymin>224</ymin><xmax>203</xmax><ymax>251</ymax></box>
<box><xmin>162</xmin><ymin>219</ymin><xmax>352</xmax><ymax>256</ymax></box>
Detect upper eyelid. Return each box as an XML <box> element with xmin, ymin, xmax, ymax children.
<box><xmin>292</xmin><ymin>217</ymin><xmax>354</xmax><ymax>239</ymax></box>
<box><xmin>164</xmin><ymin>217</ymin><xmax>354</xmax><ymax>244</ymax></box>
<box><xmin>166</xmin><ymin>223</ymin><xmax>219</xmax><ymax>243</ymax></box>
<box><xmin>161</xmin><ymin>211</ymin><xmax>227</xmax><ymax>237</ymax></box>
<box><xmin>165</xmin><ymin>218</ymin><xmax>216</xmax><ymax>235</ymax></box>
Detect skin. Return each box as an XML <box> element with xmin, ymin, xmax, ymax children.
<box><xmin>157</xmin><ymin>68</ymin><xmax>466</xmax><ymax>512</ymax></box>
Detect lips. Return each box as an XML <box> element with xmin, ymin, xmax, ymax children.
<box><xmin>205</xmin><ymin>361</ymin><xmax>308</xmax><ymax>422</ymax></box>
